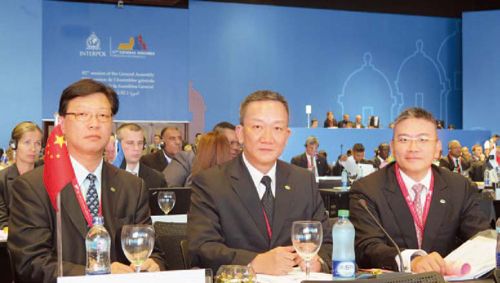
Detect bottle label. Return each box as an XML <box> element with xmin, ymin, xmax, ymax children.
<box><xmin>497</xmin><ymin>252</ymin><xmax>500</xmax><ymax>269</ymax></box>
<box><xmin>341</xmin><ymin>181</ymin><xmax>348</xmax><ymax>187</ymax></box>
<box><xmin>332</xmin><ymin>260</ymin><xmax>355</xmax><ymax>278</ymax></box>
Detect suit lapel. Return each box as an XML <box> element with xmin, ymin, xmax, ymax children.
<box><xmin>60</xmin><ymin>182</ymin><xmax>88</xmax><ymax>239</ymax></box>
<box><xmin>230</xmin><ymin>156</ymin><xmax>269</xmax><ymax>243</ymax></box>
<box><xmin>270</xmin><ymin>161</ymin><xmax>293</xmax><ymax>247</ymax></box>
<box><xmin>422</xmin><ymin>167</ymin><xmax>448</xmax><ymax>251</ymax></box>
<box><xmin>139</xmin><ymin>164</ymin><xmax>148</xmax><ymax>180</ymax></box>
<box><xmin>383</xmin><ymin>167</ymin><xmax>419</xmax><ymax>249</ymax></box>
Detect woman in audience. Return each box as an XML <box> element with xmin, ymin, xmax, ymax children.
<box><xmin>189</xmin><ymin>131</ymin><xmax>232</xmax><ymax>184</ymax></box>
<box><xmin>0</xmin><ymin>122</ymin><xmax>43</xmax><ymax>229</ymax></box>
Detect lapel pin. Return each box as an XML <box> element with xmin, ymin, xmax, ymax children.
<box><xmin>285</xmin><ymin>185</ymin><xmax>291</xmax><ymax>190</ymax></box>
<box><xmin>440</xmin><ymin>199</ymin><xmax>446</xmax><ymax>204</ymax></box>
<box><xmin>111</xmin><ymin>187</ymin><xmax>116</xmax><ymax>192</ymax></box>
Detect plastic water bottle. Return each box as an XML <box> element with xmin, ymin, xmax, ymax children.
<box><xmin>496</xmin><ymin>218</ymin><xmax>500</xmax><ymax>269</ymax></box>
<box><xmin>341</xmin><ymin>169</ymin><xmax>348</xmax><ymax>191</ymax></box>
<box><xmin>485</xmin><ymin>169</ymin><xmax>490</xmax><ymax>186</ymax></box>
<box><xmin>332</xmin><ymin>209</ymin><xmax>355</xmax><ymax>279</ymax></box>
<box><xmin>86</xmin><ymin>217</ymin><xmax>111</xmax><ymax>275</ymax></box>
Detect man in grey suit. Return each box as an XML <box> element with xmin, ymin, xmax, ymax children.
<box><xmin>8</xmin><ymin>79</ymin><xmax>165</xmax><ymax>282</ymax></box>
<box><xmin>349</xmin><ymin>107</ymin><xmax>489</xmax><ymax>274</ymax></box>
<box><xmin>187</xmin><ymin>90</ymin><xmax>332</xmax><ymax>275</ymax></box>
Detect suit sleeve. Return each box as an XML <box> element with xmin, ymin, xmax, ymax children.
<box><xmin>133</xmin><ymin>179</ymin><xmax>166</xmax><ymax>270</ymax></box>
<box><xmin>8</xmin><ymin>177</ymin><xmax>86</xmax><ymax>282</ymax></box>
<box><xmin>163</xmin><ymin>156</ymin><xmax>190</xmax><ymax>187</ymax></box>
<box><xmin>0</xmin><ymin>178</ymin><xmax>9</xmax><ymax>229</ymax></box>
<box><xmin>187</xmin><ymin>173</ymin><xmax>259</xmax><ymax>271</ymax></box>
<box><xmin>349</xmin><ymin>180</ymin><xmax>400</xmax><ymax>271</ymax></box>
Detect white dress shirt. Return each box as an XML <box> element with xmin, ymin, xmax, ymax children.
<box><xmin>69</xmin><ymin>155</ymin><xmax>104</xmax><ymax>203</ymax></box>
<box><xmin>162</xmin><ymin>150</ymin><xmax>172</xmax><ymax>164</ymax></box>
<box><xmin>242</xmin><ymin>152</ymin><xmax>276</xmax><ymax>199</ymax></box>
<box><xmin>126</xmin><ymin>163</ymin><xmax>140</xmax><ymax>176</ymax></box>
<box><xmin>306</xmin><ymin>153</ymin><xmax>319</xmax><ymax>178</ymax></box>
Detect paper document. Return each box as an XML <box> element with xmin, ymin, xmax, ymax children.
<box><xmin>339</xmin><ymin>155</ymin><xmax>359</xmax><ymax>175</ymax></box>
<box><xmin>444</xmin><ymin>230</ymin><xmax>496</xmax><ymax>281</ymax></box>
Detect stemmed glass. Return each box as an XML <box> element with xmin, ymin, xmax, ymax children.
<box><xmin>291</xmin><ymin>221</ymin><xmax>323</xmax><ymax>279</ymax></box>
<box><xmin>158</xmin><ymin>191</ymin><xmax>176</xmax><ymax>214</ymax></box>
<box><xmin>121</xmin><ymin>225</ymin><xmax>155</xmax><ymax>273</ymax></box>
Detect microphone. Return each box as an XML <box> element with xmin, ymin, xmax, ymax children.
<box><xmin>358</xmin><ymin>199</ymin><xmax>406</xmax><ymax>273</ymax></box>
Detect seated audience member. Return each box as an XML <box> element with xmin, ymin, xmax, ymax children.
<box><xmin>0</xmin><ymin>122</ymin><xmax>43</xmax><ymax>229</ymax></box>
<box><xmin>439</xmin><ymin>140</ymin><xmax>470</xmax><ymax>173</ymax></box>
<box><xmin>448</xmin><ymin>124</ymin><xmax>455</xmax><ymax>130</ymax></box>
<box><xmin>469</xmin><ymin>160</ymin><xmax>487</xmax><ymax>182</ymax></box>
<box><xmin>147</xmin><ymin>134</ymin><xmax>162</xmax><ymax>154</ymax></box>
<box><xmin>291</xmin><ymin>136</ymin><xmax>330</xmax><ymax>177</ymax></box>
<box><xmin>370</xmin><ymin>143</ymin><xmax>390</xmax><ymax>169</ymax></box>
<box><xmin>461</xmin><ymin>146</ymin><xmax>472</xmax><ymax>163</ymax></box>
<box><xmin>104</xmin><ymin>134</ymin><xmax>116</xmax><ymax>163</ymax></box>
<box><xmin>8</xmin><ymin>79</ymin><xmax>165</xmax><ymax>281</ymax></box>
<box><xmin>163</xmin><ymin>122</ymin><xmax>239</xmax><ymax>187</ymax></box>
<box><xmin>140</xmin><ymin>126</ymin><xmax>182</xmax><ymax>172</ymax></box>
<box><xmin>311</xmin><ymin>119</ymin><xmax>318</xmax><ymax>128</ymax></box>
<box><xmin>331</xmin><ymin>143</ymin><xmax>372</xmax><ymax>176</ymax></box>
<box><xmin>191</xmin><ymin>133</ymin><xmax>202</xmax><ymax>153</ymax></box>
<box><xmin>191</xmin><ymin>131</ymin><xmax>232</xmax><ymax>178</ymax></box>
<box><xmin>323</xmin><ymin>111</ymin><xmax>337</xmax><ymax>128</ymax></box>
<box><xmin>349</xmin><ymin>107</ymin><xmax>489</xmax><ymax>274</ymax></box>
<box><xmin>484</xmin><ymin>134</ymin><xmax>499</xmax><ymax>156</ymax></box>
<box><xmin>338</xmin><ymin>114</ymin><xmax>351</xmax><ymax>128</ymax></box>
<box><xmin>471</xmin><ymin>144</ymin><xmax>483</xmax><ymax>162</ymax></box>
<box><xmin>389</xmin><ymin>122</ymin><xmax>395</xmax><ymax>129</ymax></box>
<box><xmin>187</xmin><ymin>90</ymin><xmax>332</xmax><ymax>274</ymax></box>
<box><xmin>116</xmin><ymin>123</ymin><xmax>167</xmax><ymax>214</ymax></box>
<box><xmin>354</xmin><ymin>115</ymin><xmax>364</xmax><ymax>129</ymax></box>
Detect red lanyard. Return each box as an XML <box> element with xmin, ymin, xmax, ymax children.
<box><xmin>262</xmin><ymin>207</ymin><xmax>272</xmax><ymax>239</ymax></box>
<box><xmin>394</xmin><ymin>163</ymin><xmax>434</xmax><ymax>233</ymax></box>
<box><xmin>496</xmin><ymin>154</ymin><xmax>500</xmax><ymax>166</ymax></box>
<box><xmin>449</xmin><ymin>154</ymin><xmax>461</xmax><ymax>171</ymax></box>
<box><xmin>72</xmin><ymin>176</ymin><xmax>102</xmax><ymax>228</ymax></box>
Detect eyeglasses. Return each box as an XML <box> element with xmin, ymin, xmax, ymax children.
<box><xmin>395</xmin><ymin>136</ymin><xmax>436</xmax><ymax>145</ymax></box>
<box><xmin>65</xmin><ymin>112</ymin><xmax>113</xmax><ymax>123</ymax></box>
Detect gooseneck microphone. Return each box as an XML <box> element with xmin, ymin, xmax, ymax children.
<box><xmin>358</xmin><ymin>199</ymin><xmax>406</xmax><ymax>273</ymax></box>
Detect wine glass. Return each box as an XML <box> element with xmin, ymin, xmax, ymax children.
<box><xmin>121</xmin><ymin>225</ymin><xmax>155</xmax><ymax>273</ymax></box>
<box><xmin>292</xmin><ymin>221</ymin><xmax>323</xmax><ymax>279</ymax></box>
<box><xmin>158</xmin><ymin>191</ymin><xmax>176</xmax><ymax>214</ymax></box>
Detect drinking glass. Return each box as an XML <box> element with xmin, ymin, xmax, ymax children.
<box><xmin>158</xmin><ymin>191</ymin><xmax>176</xmax><ymax>214</ymax></box>
<box><xmin>292</xmin><ymin>221</ymin><xmax>323</xmax><ymax>279</ymax></box>
<box><xmin>121</xmin><ymin>225</ymin><xmax>155</xmax><ymax>273</ymax></box>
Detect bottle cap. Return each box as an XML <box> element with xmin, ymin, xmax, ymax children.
<box><xmin>338</xmin><ymin>209</ymin><xmax>349</xmax><ymax>217</ymax></box>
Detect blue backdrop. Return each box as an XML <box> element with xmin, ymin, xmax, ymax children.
<box><xmin>42</xmin><ymin>1</ymin><xmax>189</xmax><ymax>122</ymax></box>
<box><xmin>462</xmin><ymin>10</ymin><xmax>500</xmax><ymax>135</ymax></box>
<box><xmin>189</xmin><ymin>1</ymin><xmax>463</xmax><ymax>131</ymax></box>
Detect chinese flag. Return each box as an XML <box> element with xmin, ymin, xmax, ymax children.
<box><xmin>43</xmin><ymin>124</ymin><xmax>75</xmax><ymax>212</ymax></box>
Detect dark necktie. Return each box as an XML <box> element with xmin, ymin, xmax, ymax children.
<box><xmin>86</xmin><ymin>173</ymin><xmax>100</xmax><ymax>218</ymax></box>
<box><xmin>260</xmin><ymin>175</ymin><xmax>274</xmax><ymax>230</ymax></box>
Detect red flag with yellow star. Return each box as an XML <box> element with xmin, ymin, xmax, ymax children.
<box><xmin>43</xmin><ymin>124</ymin><xmax>75</xmax><ymax>212</ymax></box>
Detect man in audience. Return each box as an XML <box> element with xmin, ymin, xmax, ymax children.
<box><xmin>147</xmin><ymin>134</ymin><xmax>162</xmax><ymax>153</ymax></box>
<box><xmin>484</xmin><ymin>134</ymin><xmax>499</xmax><ymax>156</ymax></box>
<box><xmin>291</xmin><ymin>136</ymin><xmax>330</xmax><ymax>176</ymax></box>
<box><xmin>354</xmin><ymin>115</ymin><xmax>364</xmax><ymax>129</ymax></box>
<box><xmin>311</xmin><ymin>119</ymin><xmax>318</xmax><ymax>128</ymax></box>
<box><xmin>439</xmin><ymin>140</ymin><xmax>470</xmax><ymax>173</ymax></box>
<box><xmin>471</xmin><ymin>144</ymin><xmax>483</xmax><ymax>162</ymax></box>
<box><xmin>140</xmin><ymin>126</ymin><xmax>182</xmax><ymax>172</ymax></box>
<box><xmin>338</xmin><ymin>114</ymin><xmax>351</xmax><ymax>128</ymax></box>
<box><xmin>8</xmin><ymin>79</ymin><xmax>165</xmax><ymax>281</ymax></box>
<box><xmin>116</xmin><ymin>123</ymin><xmax>167</xmax><ymax>214</ymax></box>
<box><xmin>349</xmin><ymin>107</ymin><xmax>489</xmax><ymax>274</ymax></box>
<box><xmin>104</xmin><ymin>134</ymin><xmax>116</xmax><ymax>163</ymax></box>
<box><xmin>331</xmin><ymin>143</ymin><xmax>372</xmax><ymax>176</ymax></box>
<box><xmin>163</xmin><ymin>122</ymin><xmax>239</xmax><ymax>187</ymax></box>
<box><xmin>187</xmin><ymin>90</ymin><xmax>332</xmax><ymax>275</ymax></box>
<box><xmin>324</xmin><ymin>111</ymin><xmax>337</xmax><ymax>128</ymax></box>
<box><xmin>370</xmin><ymin>143</ymin><xmax>390</xmax><ymax>169</ymax></box>
<box><xmin>461</xmin><ymin>146</ymin><xmax>472</xmax><ymax>163</ymax></box>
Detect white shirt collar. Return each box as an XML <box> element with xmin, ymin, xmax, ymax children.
<box><xmin>69</xmin><ymin>155</ymin><xmax>104</xmax><ymax>200</ymax></box>
<box><xmin>242</xmin><ymin>152</ymin><xmax>277</xmax><ymax>199</ymax></box>
<box><xmin>399</xmin><ymin>167</ymin><xmax>431</xmax><ymax>201</ymax></box>
<box><xmin>126</xmin><ymin>163</ymin><xmax>140</xmax><ymax>176</ymax></box>
<box><xmin>162</xmin><ymin>150</ymin><xmax>172</xmax><ymax>164</ymax></box>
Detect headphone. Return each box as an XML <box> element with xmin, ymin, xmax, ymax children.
<box><xmin>9</xmin><ymin>138</ymin><xmax>18</xmax><ymax>150</ymax></box>
<box><xmin>159</xmin><ymin>141</ymin><xmax>165</xmax><ymax>149</ymax></box>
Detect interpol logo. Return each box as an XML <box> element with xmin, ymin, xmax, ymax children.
<box><xmin>80</xmin><ymin>32</ymin><xmax>107</xmax><ymax>57</ymax></box>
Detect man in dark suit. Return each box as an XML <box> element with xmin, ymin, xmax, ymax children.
<box><xmin>369</xmin><ymin>143</ymin><xmax>390</xmax><ymax>169</ymax></box>
<box><xmin>140</xmin><ymin>126</ymin><xmax>182</xmax><ymax>173</ymax></box>
<box><xmin>323</xmin><ymin>111</ymin><xmax>337</xmax><ymax>128</ymax></box>
<box><xmin>349</xmin><ymin>107</ymin><xmax>489</xmax><ymax>274</ymax></box>
<box><xmin>439</xmin><ymin>140</ymin><xmax>470</xmax><ymax>173</ymax></box>
<box><xmin>187</xmin><ymin>90</ymin><xmax>332</xmax><ymax>275</ymax></box>
<box><xmin>291</xmin><ymin>136</ymin><xmax>330</xmax><ymax>176</ymax></box>
<box><xmin>8</xmin><ymin>79</ymin><xmax>165</xmax><ymax>282</ymax></box>
<box><xmin>116</xmin><ymin>123</ymin><xmax>168</xmax><ymax>215</ymax></box>
<box><xmin>354</xmin><ymin>115</ymin><xmax>365</xmax><ymax>129</ymax></box>
<box><xmin>337</xmin><ymin>114</ymin><xmax>352</xmax><ymax>128</ymax></box>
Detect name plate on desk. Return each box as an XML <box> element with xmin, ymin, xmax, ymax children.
<box><xmin>57</xmin><ymin>269</ymin><xmax>205</xmax><ymax>283</ymax></box>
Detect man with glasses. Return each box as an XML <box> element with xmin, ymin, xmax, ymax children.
<box><xmin>349</xmin><ymin>107</ymin><xmax>488</xmax><ymax>274</ymax></box>
<box><xmin>8</xmin><ymin>79</ymin><xmax>165</xmax><ymax>281</ymax></box>
<box><xmin>291</xmin><ymin>136</ymin><xmax>330</xmax><ymax>177</ymax></box>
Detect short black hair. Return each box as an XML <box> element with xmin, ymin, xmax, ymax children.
<box><xmin>59</xmin><ymin>79</ymin><xmax>119</xmax><ymax>116</ymax></box>
<box><xmin>352</xmin><ymin>143</ymin><xmax>365</xmax><ymax>153</ymax></box>
<box><xmin>160</xmin><ymin>126</ymin><xmax>181</xmax><ymax>138</ymax></box>
<box><xmin>213</xmin><ymin>122</ymin><xmax>236</xmax><ymax>131</ymax></box>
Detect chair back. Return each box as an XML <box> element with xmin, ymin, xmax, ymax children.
<box><xmin>154</xmin><ymin>222</ymin><xmax>187</xmax><ymax>270</ymax></box>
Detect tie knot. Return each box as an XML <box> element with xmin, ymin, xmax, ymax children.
<box><xmin>412</xmin><ymin>183</ymin><xmax>425</xmax><ymax>196</ymax></box>
<box><xmin>261</xmin><ymin>175</ymin><xmax>272</xmax><ymax>187</ymax></box>
<box><xmin>87</xmin><ymin>173</ymin><xmax>97</xmax><ymax>182</ymax></box>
